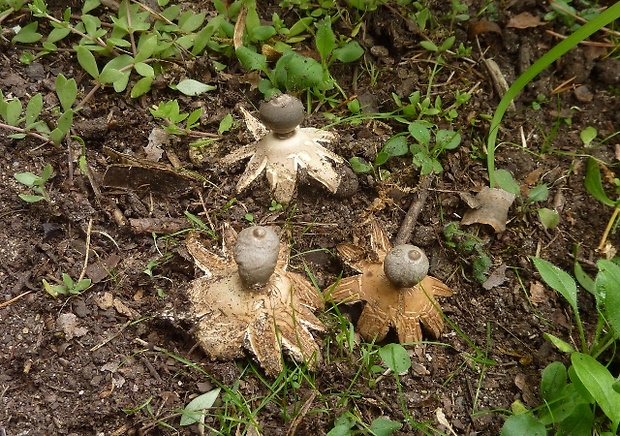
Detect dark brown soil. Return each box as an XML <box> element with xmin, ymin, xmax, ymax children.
<box><xmin>1</xmin><ymin>1</ymin><xmax>619</xmax><ymax>435</ymax></box>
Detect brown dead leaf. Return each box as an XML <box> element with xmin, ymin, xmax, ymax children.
<box><xmin>113</xmin><ymin>298</ymin><xmax>140</xmax><ymax>319</ymax></box>
<box><xmin>584</xmin><ymin>45</ymin><xmax>609</xmax><ymax>61</ymax></box>
<box><xmin>467</xmin><ymin>20</ymin><xmax>502</xmax><ymax>40</ymax></box>
<box><xmin>529</xmin><ymin>281</ymin><xmax>548</xmax><ymax>306</ymax></box>
<box><xmin>523</xmin><ymin>167</ymin><xmax>545</xmax><ymax>186</ymax></box>
<box><xmin>144</xmin><ymin>128</ymin><xmax>169</xmax><ymax>162</ymax></box>
<box><xmin>461</xmin><ymin>187</ymin><xmax>516</xmax><ymax>232</ymax></box>
<box><xmin>507</xmin><ymin>12</ymin><xmax>544</xmax><ymax>29</ymax></box>
<box><xmin>86</xmin><ymin>254</ymin><xmax>121</xmax><ymax>284</ymax></box>
<box><xmin>95</xmin><ymin>292</ymin><xmax>115</xmax><ymax>310</ymax></box>
<box><xmin>56</xmin><ymin>313</ymin><xmax>88</xmax><ymax>340</ymax></box>
<box><xmin>483</xmin><ymin>59</ymin><xmax>515</xmax><ymax>112</ymax></box>
<box><xmin>133</xmin><ymin>288</ymin><xmax>144</xmax><ymax>301</ymax></box>
<box><xmin>573</xmin><ymin>85</ymin><xmax>593</xmax><ymax>103</ymax></box>
<box><xmin>233</xmin><ymin>6</ymin><xmax>246</xmax><ymax>50</ymax></box>
<box><xmin>514</xmin><ymin>372</ymin><xmax>538</xmax><ymax>406</ymax></box>
<box><xmin>482</xmin><ymin>263</ymin><xmax>508</xmax><ymax>290</ymax></box>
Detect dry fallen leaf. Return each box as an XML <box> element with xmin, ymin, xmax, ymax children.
<box><xmin>529</xmin><ymin>281</ymin><xmax>548</xmax><ymax>306</ymax></box>
<box><xmin>461</xmin><ymin>187</ymin><xmax>516</xmax><ymax>232</ymax></box>
<box><xmin>467</xmin><ymin>20</ymin><xmax>502</xmax><ymax>40</ymax></box>
<box><xmin>57</xmin><ymin>313</ymin><xmax>88</xmax><ymax>340</ymax></box>
<box><xmin>436</xmin><ymin>408</ymin><xmax>458</xmax><ymax>436</ymax></box>
<box><xmin>144</xmin><ymin>127</ymin><xmax>169</xmax><ymax>162</ymax></box>
<box><xmin>482</xmin><ymin>263</ymin><xmax>508</xmax><ymax>290</ymax></box>
<box><xmin>483</xmin><ymin>58</ymin><xmax>516</xmax><ymax>112</ymax></box>
<box><xmin>507</xmin><ymin>12</ymin><xmax>544</xmax><ymax>29</ymax></box>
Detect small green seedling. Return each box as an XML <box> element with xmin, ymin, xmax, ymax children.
<box><xmin>420</xmin><ymin>35</ymin><xmax>456</xmax><ymax>55</ymax></box>
<box><xmin>408</xmin><ymin>121</ymin><xmax>461</xmax><ymax>175</ymax></box>
<box><xmin>14</xmin><ymin>163</ymin><xmax>53</xmax><ymax>203</ymax></box>
<box><xmin>349</xmin><ymin>135</ymin><xmax>408</xmax><ymax>180</ymax></box>
<box><xmin>149</xmin><ymin>100</ymin><xmax>202</xmax><ymax>135</ymax></box>
<box><xmin>579</xmin><ymin>126</ymin><xmax>597</xmax><ymax>147</ymax></box>
<box><xmin>502</xmin><ymin>257</ymin><xmax>620</xmax><ymax>434</ymax></box>
<box><xmin>544</xmin><ymin>0</ymin><xmax>602</xmax><ymax>30</ymax></box>
<box><xmin>493</xmin><ymin>169</ymin><xmax>559</xmax><ymax>230</ymax></box>
<box><xmin>443</xmin><ymin>222</ymin><xmax>492</xmax><ymax>283</ymax></box>
<box><xmin>349</xmin><ymin>123</ymin><xmax>462</xmax><ymax>179</ymax></box>
<box><xmin>179</xmin><ymin>388</ymin><xmax>221</xmax><ymax>427</ymax></box>
<box><xmin>268</xmin><ymin>200</ymin><xmax>283</xmax><ymax>212</ymax></box>
<box><xmin>584</xmin><ymin>158</ymin><xmax>620</xmax><ymax>208</ymax></box>
<box><xmin>43</xmin><ymin>273</ymin><xmax>91</xmax><ymax>298</ymax></box>
<box><xmin>236</xmin><ymin>9</ymin><xmax>363</xmax><ymax>98</ymax></box>
<box><xmin>328</xmin><ymin>411</ymin><xmax>403</xmax><ymax>436</ymax></box>
<box><xmin>143</xmin><ymin>252</ymin><xmax>174</xmax><ymax>280</ymax></box>
<box><xmin>0</xmin><ymin>74</ymin><xmax>77</xmax><ymax>146</ymax></box>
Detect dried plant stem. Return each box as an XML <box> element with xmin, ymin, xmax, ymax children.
<box><xmin>286</xmin><ymin>390</ymin><xmax>318</xmax><ymax>436</ymax></box>
<box><xmin>0</xmin><ymin>122</ymin><xmax>52</xmax><ymax>144</ymax></box>
<box><xmin>78</xmin><ymin>219</ymin><xmax>93</xmax><ymax>283</ymax></box>
<box><xmin>394</xmin><ymin>174</ymin><xmax>433</xmax><ymax>246</ymax></box>
<box><xmin>597</xmin><ymin>206</ymin><xmax>620</xmax><ymax>252</ymax></box>
<box><xmin>0</xmin><ymin>291</ymin><xmax>32</xmax><ymax>309</ymax></box>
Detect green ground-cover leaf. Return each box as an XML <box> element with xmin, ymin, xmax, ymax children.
<box><xmin>500</xmin><ymin>414</ymin><xmax>546</xmax><ymax>436</ymax></box>
<box><xmin>179</xmin><ymin>388</ymin><xmax>221</xmax><ymax>426</ymax></box>
<box><xmin>55</xmin><ymin>74</ymin><xmax>77</xmax><ymax>111</ymax></box>
<box><xmin>585</xmin><ymin>158</ymin><xmax>617</xmax><ymax>206</ymax></box>
<box><xmin>236</xmin><ymin>46</ymin><xmax>268</xmax><ymax>73</ymax></box>
<box><xmin>596</xmin><ymin>260</ymin><xmax>620</xmax><ymax>337</ymax></box>
<box><xmin>378</xmin><ymin>344</ymin><xmax>411</xmax><ymax>373</ymax></box>
<box><xmin>12</xmin><ymin>21</ymin><xmax>43</xmax><ymax>43</ymax></box>
<box><xmin>174</xmin><ymin>79</ymin><xmax>216</xmax><ymax>96</ymax></box>
<box><xmin>76</xmin><ymin>46</ymin><xmax>100</xmax><ymax>79</ymax></box>
<box><xmin>25</xmin><ymin>94</ymin><xmax>43</xmax><ymax>127</ymax></box>
<box><xmin>369</xmin><ymin>417</ymin><xmax>402</xmax><ymax>435</ymax></box>
<box><xmin>333</xmin><ymin>41</ymin><xmax>364</xmax><ymax>63</ymax></box>
<box><xmin>571</xmin><ymin>352</ymin><xmax>620</xmax><ymax>431</ymax></box>
<box><xmin>315</xmin><ymin>18</ymin><xmax>335</xmax><ymax>63</ymax></box>
<box><xmin>531</xmin><ymin>257</ymin><xmax>577</xmax><ymax>311</ymax></box>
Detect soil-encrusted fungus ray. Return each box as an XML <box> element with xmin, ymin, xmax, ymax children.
<box><xmin>185</xmin><ymin>224</ymin><xmax>325</xmax><ymax>376</ymax></box>
<box><xmin>325</xmin><ymin>219</ymin><xmax>452</xmax><ymax>343</ymax></box>
<box><xmin>222</xmin><ymin>93</ymin><xmax>346</xmax><ymax>204</ymax></box>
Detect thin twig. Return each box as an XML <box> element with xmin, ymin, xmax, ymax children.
<box><xmin>0</xmin><ymin>122</ymin><xmax>53</xmax><ymax>144</ymax></box>
<box><xmin>90</xmin><ymin>321</ymin><xmax>131</xmax><ymax>351</ymax></box>
<box><xmin>545</xmin><ymin>30</ymin><xmax>616</xmax><ymax>47</ymax></box>
<box><xmin>0</xmin><ymin>291</ymin><xmax>32</xmax><ymax>309</ymax></box>
<box><xmin>286</xmin><ymin>390</ymin><xmax>318</xmax><ymax>436</ymax></box>
<box><xmin>394</xmin><ymin>174</ymin><xmax>434</xmax><ymax>246</ymax></box>
<box><xmin>549</xmin><ymin>0</ymin><xmax>620</xmax><ymax>37</ymax></box>
<box><xmin>78</xmin><ymin>219</ymin><xmax>93</xmax><ymax>283</ymax></box>
<box><xmin>598</xmin><ymin>206</ymin><xmax>620</xmax><ymax>252</ymax></box>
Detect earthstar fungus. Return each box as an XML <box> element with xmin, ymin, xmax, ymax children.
<box><xmin>326</xmin><ymin>220</ymin><xmax>452</xmax><ymax>343</ymax></box>
<box><xmin>222</xmin><ymin>93</ymin><xmax>344</xmax><ymax>204</ymax></box>
<box><xmin>186</xmin><ymin>225</ymin><xmax>325</xmax><ymax>376</ymax></box>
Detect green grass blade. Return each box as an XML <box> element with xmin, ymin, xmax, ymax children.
<box><xmin>487</xmin><ymin>3</ymin><xmax>620</xmax><ymax>187</ymax></box>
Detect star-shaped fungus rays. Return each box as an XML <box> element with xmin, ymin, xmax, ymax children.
<box><xmin>221</xmin><ymin>94</ymin><xmax>344</xmax><ymax>204</ymax></box>
<box><xmin>326</xmin><ymin>220</ymin><xmax>452</xmax><ymax>344</ymax></box>
<box><xmin>185</xmin><ymin>225</ymin><xmax>325</xmax><ymax>376</ymax></box>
